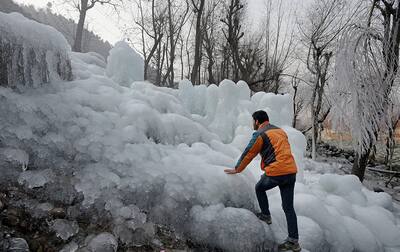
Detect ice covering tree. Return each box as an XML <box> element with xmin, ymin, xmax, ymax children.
<box><xmin>333</xmin><ymin>0</ymin><xmax>400</xmax><ymax>181</ymax></box>
<box><xmin>299</xmin><ymin>0</ymin><xmax>358</xmax><ymax>160</ymax></box>
<box><xmin>0</xmin><ymin>12</ymin><xmax>72</xmax><ymax>88</ymax></box>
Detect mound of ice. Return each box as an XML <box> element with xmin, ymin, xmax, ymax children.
<box><xmin>190</xmin><ymin>204</ymin><xmax>273</xmax><ymax>251</ymax></box>
<box><xmin>71</xmin><ymin>51</ymin><xmax>106</xmax><ymax>78</ymax></box>
<box><xmin>0</xmin><ymin>12</ymin><xmax>72</xmax><ymax>88</ymax></box>
<box><xmin>0</xmin><ymin>38</ymin><xmax>399</xmax><ymax>250</ymax></box>
<box><xmin>106</xmin><ymin>41</ymin><xmax>144</xmax><ymax>86</ymax></box>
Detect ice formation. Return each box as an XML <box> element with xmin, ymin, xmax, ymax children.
<box><xmin>86</xmin><ymin>232</ymin><xmax>118</xmax><ymax>252</ymax></box>
<box><xmin>0</xmin><ymin>147</ymin><xmax>29</xmax><ymax>171</ymax></box>
<box><xmin>0</xmin><ymin>14</ymin><xmax>400</xmax><ymax>251</ymax></box>
<box><xmin>18</xmin><ymin>169</ymin><xmax>55</xmax><ymax>189</ymax></box>
<box><xmin>50</xmin><ymin>219</ymin><xmax>79</xmax><ymax>241</ymax></box>
<box><xmin>0</xmin><ymin>12</ymin><xmax>72</xmax><ymax>88</ymax></box>
<box><xmin>106</xmin><ymin>41</ymin><xmax>144</xmax><ymax>86</ymax></box>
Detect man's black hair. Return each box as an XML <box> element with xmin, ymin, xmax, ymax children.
<box><xmin>252</xmin><ymin>110</ymin><xmax>269</xmax><ymax>123</ymax></box>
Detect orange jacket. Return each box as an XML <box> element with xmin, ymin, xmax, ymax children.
<box><xmin>235</xmin><ymin>121</ymin><xmax>297</xmax><ymax>176</ymax></box>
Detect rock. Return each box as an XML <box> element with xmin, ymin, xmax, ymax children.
<box><xmin>132</xmin><ymin>222</ymin><xmax>156</xmax><ymax>246</ymax></box>
<box><xmin>37</xmin><ymin>202</ymin><xmax>54</xmax><ymax>212</ymax></box>
<box><xmin>0</xmin><ymin>192</ymin><xmax>6</xmax><ymax>199</ymax></box>
<box><xmin>50</xmin><ymin>207</ymin><xmax>66</xmax><ymax>219</ymax></box>
<box><xmin>2</xmin><ymin>208</ymin><xmax>23</xmax><ymax>227</ymax></box>
<box><xmin>77</xmin><ymin>248</ymin><xmax>91</xmax><ymax>252</ymax></box>
<box><xmin>87</xmin><ymin>232</ymin><xmax>118</xmax><ymax>252</ymax></box>
<box><xmin>0</xmin><ymin>199</ymin><xmax>4</xmax><ymax>211</ymax></box>
<box><xmin>6</xmin><ymin>238</ymin><xmax>29</xmax><ymax>252</ymax></box>
<box><xmin>51</xmin><ymin>219</ymin><xmax>79</xmax><ymax>240</ymax></box>
<box><xmin>373</xmin><ymin>187</ymin><xmax>385</xmax><ymax>193</ymax></box>
<box><xmin>151</xmin><ymin>238</ymin><xmax>163</xmax><ymax>248</ymax></box>
<box><xmin>60</xmin><ymin>241</ymin><xmax>79</xmax><ymax>252</ymax></box>
<box><xmin>67</xmin><ymin>205</ymin><xmax>82</xmax><ymax>220</ymax></box>
<box><xmin>113</xmin><ymin>224</ymin><xmax>134</xmax><ymax>245</ymax></box>
<box><xmin>32</xmin><ymin>202</ymin><xmax>54</xmax><ymax>218</ymax></box>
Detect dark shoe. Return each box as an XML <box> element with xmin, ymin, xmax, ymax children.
<box><xmin>256</xmin><ymin>213</ymin><xmax>272</xmax><ymax>225</ymax></box>
<box><xmin>278</xmin><ymin>240</ymin><xmax>301</xmax><ymax>251</ymax></box>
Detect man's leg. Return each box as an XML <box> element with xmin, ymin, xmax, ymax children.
<box><xmin>279</xmin><ymin>174</ymin><xmax>298</xmax><ymax>241</ymax></box>
<box><xmin>255</xmin><ymin>174</ymin><xmax>279</xmax><ymax>216</ymax></box>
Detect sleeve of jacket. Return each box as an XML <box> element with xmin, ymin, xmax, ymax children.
<box><xmin>235</xmin><ymin>132</ymin><xmax>263</xmax><ymax>173</ymax></box>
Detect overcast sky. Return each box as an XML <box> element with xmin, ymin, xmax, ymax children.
<box><xmin>14</xmin><ymin>0</ymin><xmax>310</xmax><ymax>46</ymax></box>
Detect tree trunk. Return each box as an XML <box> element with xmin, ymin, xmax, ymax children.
<box><xmin>180</xmin><ymin>38</ymin><xmax>184</xmax><ymax>80</ymax></box>
<box><xmin>191</xmin><ymin>0</ymin><xmax>205</xmax><ymax>85</ymax></box>
<box><xmin>311</xmin><ymin>111</ymin><xmax>317</xmax><ymax>160</ymax></box>
<box><xmin>310</xmin><ymin>73</ymin><xmax>320</xmax><ymax>160</ymax></box>
<box><xmin>73</xmin><ymin>0</ymin><xmax>88</xmax><ymax>52</ymax></box>
<box><xmin>207</xmin><ymin>57</ymin><xmax>215</xmax><ymax>84</ymax></box>
<box><xmin>156</xmin><ymin>42</ymin><xmax>162</xmax><ymax>85</ymax></box>
<box><xmin>292</xmin><ymin>85</ymin><xmax>298</xmax><ymax>128</ymax></box>
<box><xmin>352</xmin><ymin>149</ymin><xmax>371</xmax><ymax>182</ymax></box>
<box><xmin>163</xmin><ymin>0</ymin><xmax>175</xmax><ymax>86</ymax></box>
<box><xmin>138</xmin><ymin>0</ymin><xmax>148</xmax><ymax>80</ymax></box>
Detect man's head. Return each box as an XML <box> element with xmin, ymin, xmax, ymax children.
<box><xmin>252</xmin><ymin>110</ymin><xmax>269</xmax><ymax>130</ymax></box>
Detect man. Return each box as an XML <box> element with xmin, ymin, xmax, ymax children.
<box><xmin>224</xmin><ymin>110</ymin><xmax>300</xmax><ymax>252</ymax></box>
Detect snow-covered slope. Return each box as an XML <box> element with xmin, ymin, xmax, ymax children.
<box><xmin>1</xmin><ymin>11</ymin><xmax>400</xmax><ymax>252</ymax></box>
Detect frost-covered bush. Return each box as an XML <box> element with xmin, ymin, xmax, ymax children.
<box><xmin>106</xmin><ymin>41</ymin><xmax>144</xmax><ymax>86</ymax></box>
<box><xmin>0</xmin><ymin>12</ymin><xmax>72</xmax><ymax>89</ymax></box>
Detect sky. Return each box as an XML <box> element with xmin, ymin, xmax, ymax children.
<box><xmin>13</xmin><ymin>0</ymin><xmax>310</xmax><ymax>46</ymax></box>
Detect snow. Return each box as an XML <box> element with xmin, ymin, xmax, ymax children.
<box><xmin>0</xmin><ymin>22</ymin><xmax>400</xmax><ymax>251</ymax></box>
<box><xmin>106</xmin><ymin>41</ymin><xmax>144</xmax><ymax>86</ymax></box>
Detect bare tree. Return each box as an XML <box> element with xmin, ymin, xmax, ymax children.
<box><xmin>221</xmin><ymin>0</ymin><xmax>245</xmax><ymax>82</ymax></box>
<box><xmin>202</xmin><ymin>0</ymin><xmax>221</xmax><ymax>84</ymax></box>
<box><xmin>71</xmin><ymin>0</ymin><xmax>120</xmax><ymax>52</ymax></box>
<box><xmin>291</xmin><ymin>70</ymin><xmax>305</xmax><ymax>129</ymax></box>
<box><xmin>247</xmin><ymin>0</ymin><xmax>295</xmax><ymax>94</ymax></box>
<box><xmin>240</xmin><ymin>34</ymin><xmax>265</xmax><ymax>83</ymax></box>
<box><xmin>163</xmin><ymin>0</ymin><xmax>190</xmax><ymax>86</ymax></box>
<box><xmin>190</xmin><ymin>0</ymin><xmax>205</xmax><ymax>84</ymax></box>
<box><xmin>135</xmin><ymin>0</ymin><xmax>167</xmax><ymax>82</ymax></box>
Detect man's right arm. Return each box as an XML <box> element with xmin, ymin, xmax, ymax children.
<box><xmin>235</xmin><ymin>132</ymin><xmax>263</xmax><ymax>173</ymax></box>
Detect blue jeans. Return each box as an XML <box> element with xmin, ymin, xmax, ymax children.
<box><xmin>255</xmin><ymin>173</ymin><xmax>298</xmax><ymax>240</ymax></box>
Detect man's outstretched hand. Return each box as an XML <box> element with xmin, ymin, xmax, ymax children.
<box><xmin>224</xmin><ymin>168</ymin><xmax>238</xmax><ymax>175</ymax></box>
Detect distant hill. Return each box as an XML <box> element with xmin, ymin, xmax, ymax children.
<box><xmin>0</xmin><ymin>0</ymin><xmax>111</xmax><ymax>59</ymax></box>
